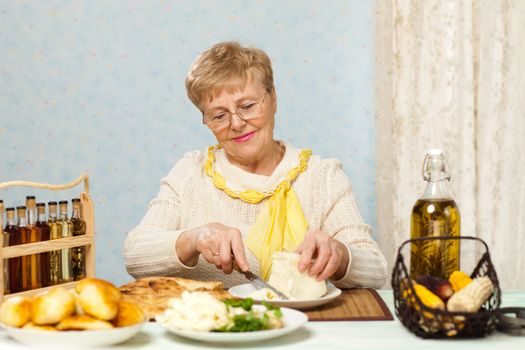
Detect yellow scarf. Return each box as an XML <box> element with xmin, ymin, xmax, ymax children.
<box><xmin>204</xmin><ymin>145</ymin><xmax>312</xmax><ymax>280</ymax></box>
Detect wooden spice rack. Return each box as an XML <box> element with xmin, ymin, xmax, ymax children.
<box><xmin>0</xmin><ymin>174</ymin><xmax>95</xmax><ymax>301</ymax></box>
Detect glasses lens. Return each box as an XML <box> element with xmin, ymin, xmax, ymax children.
<box><xmin>239</xmin><ymin>95</ymin><xmax>265</xmax><ymax>120</ymax></box>
<box><xmin>205</xmin><ymin>113</ymin><xmax>230</xmax><ymax>130</ymax></box>
<box><xmin>239</xmin><ymin>105</ymin><xmax>259</xmax><ymax>120</ymax></box>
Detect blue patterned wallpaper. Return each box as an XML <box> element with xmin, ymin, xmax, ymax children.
<box><xmin>0</xmin><ymin>1</ymin><xmax>375</xmax><ymax>286</ymax></box>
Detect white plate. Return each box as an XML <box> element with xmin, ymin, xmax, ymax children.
<box><xmin>229</xmin><ymin>283</ymin><xmax>342</xmax><ymax>310</ymax></box>
<box><xmin>157</xmin><ymin>306</ymin><xmax>307</xmax><ymax>343</ymax></box>
<box><xmin>1</xmin><ymin>321</ymin><xmax>145</xmax><ymax>348</ymax></box>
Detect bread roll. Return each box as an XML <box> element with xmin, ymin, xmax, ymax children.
<box><xmin>56</xmin><ymin>315</ymin><xmax>113</xmax><ymax>331</ymax></box>
<box><xmin>76</xmin><ymin>278</ymin><xmax>121</xmax><ymax>320</ymax></box>
<box><xmin>31</xmin><ymin>288</ymin><xmax>75</xmax><ymax>325</ymax></box>
<box><xmin>22</xmin><ymin>322</ymin><xmax>56</xmax><ymax>331</ymax></box>
<box><xmin>69</xmin><ymin>289</ymin><xmax>85</xmax><ymax>316</ymax></box>
<box><xmin>112</xmin><ymin>301</ymin><xmax>145</xmax><ymax>327</ymax></box>
<box><xmin>269</xmin><ymin>252</ymin><xmax>327</xmax><ymax>299</ymax></box>
<box><xmin>0</xmin><ymin>296</ymin><xmax>32</xmax><ymax>327</ymax></box>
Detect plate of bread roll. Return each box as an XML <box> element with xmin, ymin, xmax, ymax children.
<box><xmin>0</xmin><ymin>278</ymin><xmax>146</xmax><ymax>348</ymax></box>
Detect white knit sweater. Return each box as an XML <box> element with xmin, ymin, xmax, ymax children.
<box><xmin>124</xmin><ymin>142</ymin><xmax>387</xmax><ymax>289</ymax></box>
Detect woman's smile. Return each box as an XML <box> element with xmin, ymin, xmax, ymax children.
<box><xmin>233</xmin><ymin>131</ymin><xmax>256</xmax><ymax>143</ymax></box>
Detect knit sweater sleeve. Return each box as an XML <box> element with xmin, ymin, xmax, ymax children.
<box><xmin>319</xmin><ymin>160</ymin><xmax>388</xmax><ymax>289</ymax></box>
<box><xmin>123</xmin><ymin>151</ymin><xmax>203</xmax><ymax>279</ymax></box>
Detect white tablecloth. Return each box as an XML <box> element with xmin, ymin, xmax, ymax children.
<box><xmin>1</xmin><ymin>290</ymin><xmax>524</xmax><ymax>349</ymax></box>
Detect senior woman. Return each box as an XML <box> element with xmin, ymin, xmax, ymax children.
<box><xmin>124</xmin><ymin>41</ymin><xmax>387</xmax><ymax>289</ymax></box>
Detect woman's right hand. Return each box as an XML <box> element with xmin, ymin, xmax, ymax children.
<box><xmin>176</xmin><ymin>223</ymin><xmax>250</xmax><ymax>274</ymax></box>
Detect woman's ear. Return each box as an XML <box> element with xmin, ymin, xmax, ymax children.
<box><xmin>270</xmin><ymin>88</ymin><xmax>277</xmax><ymax>113</ymax></box>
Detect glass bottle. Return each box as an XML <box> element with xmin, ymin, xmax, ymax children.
<box><xmin>70</xmin><ymin>198</ymin><xmax>86</xmax><ymax>280</ymax></box>
<box><xmin>36</xmin><ymin>202</ymin><xmax>51</xmax><ymax>287</ymax></box>
<box><xmin>0</xmin><ymin>200</ymin><xmax>7</xmax><ymax>294</ymax></box>
<box><xmin>5</xmin><ymin>207</ymin><xmax>21</xmax><ymax>293</ymax></box>
<box><xmin>16</xmin><ymin>206</ymin><xmax>30</xmax><ymax>291</ymax></box>
<box><xmin>410</xmin><ymin>149</ymin><xmax>460</xmax><ymax>280</ymax></box>
<box><xmin>57</xmin><ymin>200</ymin><xmax>73</xmax><ymax>283</ymax></box>
<box><xmin>47</xmin><ymin>201</ymin><xmax>62</xmax><ymax>285</ymax></box>
<box><xmin>25</xmin><ymin>196</ymin><xmax>42</xmax><ymax>289</ymax></box>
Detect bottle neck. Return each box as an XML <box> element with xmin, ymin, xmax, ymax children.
<box><xmin>59</xmin><ymin>204</ymin><xmax>68</xmax><ymax>220</ymax></box>
<box><xmin>27</xmin><ymin>209</ymin><xmax>37</xmax><ymax>226</ymax></box>
<box><xmin>421</xmin><ymin>179</ymin><xmax>452</xmax><ymax>199</ymax></box>
<box><xmin>6</xmin><ymin>213</ymin><xmax>16</xmax><ymax>226</ymax></box>
<box><xmin>38</xmin><ymin>212</ymin><xmax>46</xmax><ymax>222</ymax></box>
<box><xmin>49</xmin><ymin>206</ymin><xmax>57</xmax><ymax>221</ymax></box>
<box><xmin>26</xmin><ymin>199</ymin><xmax>37</xmax><ymax>225</ymax></box>
<box><xmin>72</xmin><ymin>207</ymin><xmax>80</xmax><ymax>219</ymax></box>
<box><xmin>18</xmin><ymin>216</ymin><xmax>27</xmax><ymax>227</ymax></box>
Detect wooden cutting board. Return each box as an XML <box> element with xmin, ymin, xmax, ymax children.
<box><xmin>305</xmin><ymin>288</ymin><xmax>393</xmax><ymax>321</ymax></box>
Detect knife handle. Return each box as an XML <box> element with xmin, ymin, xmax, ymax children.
<box><xmin>232</xmin><ymin>259</ymin><xmax>243</xmax><ymax>273</ymax></box>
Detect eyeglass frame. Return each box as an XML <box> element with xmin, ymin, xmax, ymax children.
<box><xmin>201</xmin><ymin>90</ymin><xmax>270</xmax><ymax>131</ymax></box>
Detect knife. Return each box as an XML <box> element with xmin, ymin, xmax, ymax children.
<box><xmin>232</xmin><ymin>261</ymin><xmax>289</xmax><ymax>300</ymax></box>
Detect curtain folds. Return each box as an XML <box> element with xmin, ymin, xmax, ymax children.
<box><xmin>375</xmin><ymin>0</ymin><xmax>525</xmax><ymax>289</ymax></box>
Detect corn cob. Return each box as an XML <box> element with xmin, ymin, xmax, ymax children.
<box><xmin>447</xmin><ymin>276</ymin><xmax>493</xmax><ymax>313</ymax></box>
<box><xmin>413</xmin><ymin>284</ymin><xmax>445</xmax><ymax>310</ymax></box>
<box><xmin>449</xmin><ymin>271</ymin><xmax>473</xmax><ymax>292</ymax></box>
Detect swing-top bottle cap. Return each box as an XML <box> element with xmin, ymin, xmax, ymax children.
<box><xmin>427</xmin><ymin>148</ymin><xmax>445</xmax><ymax>156</ymax></box>
<box><xmin>422</xmin><ymin>149</ymin><xmax>451</xmax><ymax>182</ymax></box>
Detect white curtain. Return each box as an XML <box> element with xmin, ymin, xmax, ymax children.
<box><xmin>375</xmin><ymin>0</ymin><xmax>525</xmax><ymax>289</ymax></box>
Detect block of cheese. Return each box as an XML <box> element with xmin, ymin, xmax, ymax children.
<box><xmin>268</xmin><ymin>252</ymin><xmax>327</xmax><ymax>299</ymax></box>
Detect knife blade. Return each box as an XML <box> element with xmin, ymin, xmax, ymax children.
<box><xmin>232</xmin><ymin>262</ymin><xmax>289</xmax><ymax>300</ymax></box>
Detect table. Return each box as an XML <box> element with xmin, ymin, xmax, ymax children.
<box><xmin>1</xmin><ymin>290</ymin><xmax>523</xmax><ymax>349</ymax></box>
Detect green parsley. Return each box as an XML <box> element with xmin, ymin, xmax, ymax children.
<box><xmin>214</xmin><ymin>298</ymin><xmax>283</xmax><ymax>333</ymax></box>
<box><xmin>223</xmin><ymin>297</ymin><xmax>254</xmax><ymax>311</ymax></box>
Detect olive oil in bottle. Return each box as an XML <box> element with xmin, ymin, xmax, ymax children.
<box><xmin>57</xmin><ymin>201</ymin><xmax>73</xmax><ymax>283</ymax></box>
<box><xmin>25</xmin><ymin>196</ymin><xmax>42</xmax><ymax>290</ymax></box>
<box><xmin>47</xmin><ymin>202</ymin><xmax>62</xmax><ymax>285</ymax></box>
<box><xmin>410</xmin><ymin>149</ymin><xmax>460</xmax><ymax>280</ymax></box>
<box><xmin>70</xmin><ymin>198</ymin><xmax>86</xmax><ymax>281</ymax></box>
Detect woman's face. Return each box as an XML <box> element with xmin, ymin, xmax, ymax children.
<box><xmin>200</xmin><ymin>74</ymin><xmax>277</xmax><ymax>167</ymax></box>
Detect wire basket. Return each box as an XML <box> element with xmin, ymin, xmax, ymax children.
<box><xmin>391</xmin><ymin>236</ymin><xmax>501</xmax><ymax>338</ymax></box>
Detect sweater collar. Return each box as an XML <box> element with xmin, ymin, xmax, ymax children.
<box><xmin>213</xmin><ymin>141</ymin><xmax>302</xmax><ymax>193</ymax></box>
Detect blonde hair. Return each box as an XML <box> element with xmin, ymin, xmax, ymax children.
<box><xmin>185</xmin><ymin>41</ymin><xmax>274</xmax><ymax>109</ymax></box>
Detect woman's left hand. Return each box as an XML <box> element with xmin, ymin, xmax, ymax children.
<box><xmin>295</xmin><ymin>230</ymin><xmax>349</xmax><ymax>281</ymax></box>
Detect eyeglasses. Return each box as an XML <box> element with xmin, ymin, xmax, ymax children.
<box><xmin>202</xmin><ymin>92</ymin><xmax>269</xmax><ymax>131</ymax></box>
